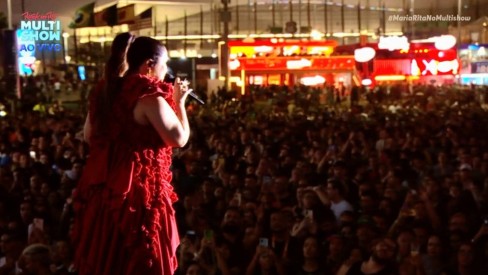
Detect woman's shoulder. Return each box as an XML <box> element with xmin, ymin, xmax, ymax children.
<box><xmin>123</xmin><ymin>74</ymin><xmax>173</xmax><ymax>99</ymax></box>
<box><xmin>123</xmin><ymin>74</ymin><xmax>176</xmax><ymax>111</ymax></box>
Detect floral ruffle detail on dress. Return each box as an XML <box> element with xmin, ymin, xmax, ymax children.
<box><xmin>132</xmin><ymin>147</ymin><xmax>178</xmax><ymax>262</ymax></box>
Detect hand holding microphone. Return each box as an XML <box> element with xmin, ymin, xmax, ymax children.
<box><xmin>167</xmin><ymin>72</ymin><xmax>204</xmax><ymax>105</ymax></box>
<box><xmin>180</xmin><ymin>79</ymin><xmax>205</xmax><ymax>105</ymax></box>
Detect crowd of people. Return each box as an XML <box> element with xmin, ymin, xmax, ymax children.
<box><xmin>1</xmin><ymin>78</ymin><xmax>488</xmax><ymax>275</ymax></box>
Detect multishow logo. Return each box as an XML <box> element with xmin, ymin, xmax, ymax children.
<box><xmin>18</xmin><ymin>12</ymin><xmax>63</xmax><ymax>52</ymax></box>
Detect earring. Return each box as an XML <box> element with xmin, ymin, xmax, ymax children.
<box><xmin>147</xmin><ymin>68</ymin><xmax>152</xmax><ymax>75</ymax></box>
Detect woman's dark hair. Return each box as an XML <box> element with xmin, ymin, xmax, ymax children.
<box><xmin>105</xmin><ymin>32</ymin><xmax>134</xmax><ymax>79</ymax></box>
<box><xmin>93</xmin><ymin>32</ymin><xmax>134</xmax><ymax>136</ymax></box>
<box><xmin>126</xmin><ymin>36</ymin><xmax>166</xmax><ymax>74</ymax></box>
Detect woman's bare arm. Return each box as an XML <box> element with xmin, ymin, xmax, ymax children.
<box><xmin>135</xmin><ymin>95</ymin><xmax>190</xmax><ymax>148</ymax></box>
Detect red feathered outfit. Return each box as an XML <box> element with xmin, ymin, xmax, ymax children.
<box><xmin>72</xmin><ymin>74</ymin><xmax>179</xmax><ymax>275</ymax></box>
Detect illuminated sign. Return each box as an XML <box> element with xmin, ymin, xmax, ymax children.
<box><xmin>229</xmin><ymin>39</ymin><xmax>338</xmax><ymax>60</ymax></box>
<box><xmin>16</xmin><ymin>13</ymin><xmax>63</xmax><ymax>75</ymax></box>
<box><xmin>308</xmin><ymin>46</ymin><xmax>334</xmax><ymax>56</ymax></box>
<box><xmin>300</xmin><ymin>75</ymin><xmax>326</xmax><ymax>86</ymax></box>
<box><xmin>361</xmin><ymin>79</ymin><xmax>372</xmax><ymax>86</ymax></box>
<box><xmin>229</xmin><ymin>59</ymin><xmax>241</xmax><ymax>70</ymax></box>
<box><xmin>422</xmin><ymin>60</ymin><xmax>438</xmax><ymax>75</ymax></box>
<box><xmin>354</xmin><ymin>47</ymin><xmax>376</xmax><ymax>62</ymax></box>
<box><xmin>254</xmin><ymin>46</ymin><xmax>274</xmax><ymax>53</ymax></box>
<box><xmin>283</xmin><ymin>45</ymin><xmax>300</xmax><ymax>56</ymax></box>
<box><xmin>374</xmin><ymin>59</ymin><xmax>411</xmax><ymax>75</ymax></box>
<box><xmin>410</xmin><ymin>59</ymin><xmax>459</xmax><ymax>76</ymax></box>
<box><xmin>438</xmin><ymin>60</ymin><xmax>459</xmax><ymax>73</ymax></box>
<box><xmin>229</xmin><ymin>56</ymin><xmax>355</xmax><ymax>71</ymax></box>
<box><xmin>411</xmin><ymin>60</ymin><xmax>421</xmax><ymax>76</ymax></box>
<box><xmin>287</xmin><ymin>58</ymin><xmax>312</xmax><ymax>69</ymax></box>
<box><xmin>434</xmin><ymin>35</ymin><xmax>457</xmax><ymax>50</ymax></box>
<box><xmin>18</xmin><ymin>12</ymin><xmax>63</xmax><ymax>53</ymax></box>
<box><xmin>16</xmin><ymin>29</ymin><xmax>36</xmax><ymax>75</ymax></box>
<box><xmin>378</xmin><ymin>36</ymin><xmax>410</xmax><ymax>51</ymax></box>
<box><xmin>375</xmin><ymin>75</ymin><xmax>406</xmax><ymax>81</ymax></box>
<box><xmin>250</xmin><ymin>76</ymin><xmax>264</xmax><ymax>85</ymax></box>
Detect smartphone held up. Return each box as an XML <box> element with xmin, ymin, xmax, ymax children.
<box><xmin>259</xmin><ymin>238</ymin><xmax>269</xmax><ymax>247</ymax></box>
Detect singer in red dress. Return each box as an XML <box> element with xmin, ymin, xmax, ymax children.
<box><xmin>72</xmin><ymin>34</ymin><xmax>191</xmax><ymax>275</ymax></box>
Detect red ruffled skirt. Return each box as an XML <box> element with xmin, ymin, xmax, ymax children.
<box><xmin>72</xmin><ymin>144</ymin><xmax>179</xmax><ymax>275</ymax></box>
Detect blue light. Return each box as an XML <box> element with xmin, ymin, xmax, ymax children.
<box><xmin>468</xmin><ymin>44</ymin><xmax>480</xmax><ymax>51</ymax></box>
<box><xmin>78</xmin><ymin>66</ymin><xmax>86</xmax><ymax>81</ymax></box>
<box><xmin>16</xmin><ymin>29</ymin><xmax>36</xmax><ymax>76</ymax></box>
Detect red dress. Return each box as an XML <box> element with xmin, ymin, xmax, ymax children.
<box><xmin>72</xmin><ymin>74</ymin><xmax>179</xmax><ymax>275</ymax></box>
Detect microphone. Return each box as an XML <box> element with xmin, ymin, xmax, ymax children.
<box><xmin>164</xmin><ymin>72</ymin><xmax>205</xmax><ymax>105</ymax></box>
<box><xmin>186</xmin><ymin>89</ymin><xmax>205</xmax><ymax>105</ymax></box>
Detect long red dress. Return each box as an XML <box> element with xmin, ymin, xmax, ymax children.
<box><xmin>72</xmin><ymin>74</ymin><xmax>180</xmax><ymax>275</ymax></box>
